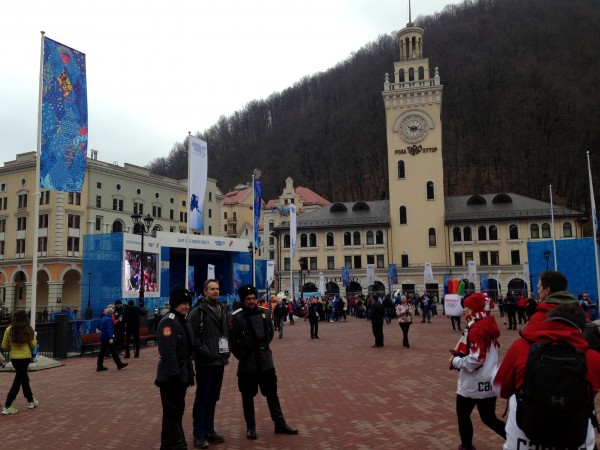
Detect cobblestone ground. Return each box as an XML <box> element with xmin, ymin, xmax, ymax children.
<box><xmin>0</xmin><ymin>311</ymin><xmax>597</xmax><ymax>449</ymax></box>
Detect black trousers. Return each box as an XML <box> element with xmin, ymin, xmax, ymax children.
<box><xmin>372</xmin><ymin>320</ymin><xmax>384</xmax><ymax>347</ymax></box>
<box><xmin>238</xmin><ymin>369</ymin><xmax>284</xmax><ymax>427</ymax></box>
<box><xmin>125</xmin><ymin>328</ymin><xmax>140</xmax><ymax>357</ymax></box>
<box><xmin>160</xmin><ymin>385</ymin><xmax>188</xmax><ymax>449</ymax></box>
<box><xmin>309</xmin><ymin>317</ymin><xmax>319</xmax><ymax>338</ymax></box>
<box><xmin>507</xmin><ymin>311</ymin><xmax>517</xmax><ymax>329</ymax></box>
<box><xmin>97</xmin><ymin>340</ymin><xmax>123</xmax><ymax>368</ymax></box>
<box><xmin>5</xmin><ymin>358</ymin><xmax>33</xmax><ymax>407</ymax></box>
<box><xmin>399</xmin><ymin>322</ymin><xmax>411</xmax><ymax>347</ymax></box>
<box><xmin>456</xmin><ymin>394</ymin><xmax>505</xmax><ymax>449</ymax></box>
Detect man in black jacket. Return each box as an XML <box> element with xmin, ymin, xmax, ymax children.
<box><xmin>230</xmin><ymin>284</ymin><xmax>298</xmax><ymax>440</ymax></box>
<box><xmin>155</xmin><ymin>289</ymin><xmax>195</xmax><ymax>450</ymax></box>
<box><xmin>187</xmin><ymin>279</ymin><xmax>230</xmax><ymax>449</ymax></box>
<box><xmin>371</xmin><ymin>296</ymin><xmax>385</xmax><ymax>347</ymax></box>
<box><xmin>122</xmin><ymin>299</ymin><xmax>144</xmax><ymax>358</ymax></box>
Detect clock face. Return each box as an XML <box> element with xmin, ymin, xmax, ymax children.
<box><xmin>399</xmin><ymin>114</ymin><xmax>429</xmax><ymax>143</ymax></box>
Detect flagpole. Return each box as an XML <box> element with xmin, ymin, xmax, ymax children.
<box><xmin>185</xmin><ymin>132</ymin><xmax>191</xmax><ymax>294</ymax></box>
<box><xmin>549</xmin><ymin>184</ymin><xmax>558</xmax><ymax>270</ymax></box>
<box><xmin>252</xmin><ymin>173</ymin><xmax>256</xmax><ymax>288</ymax></box>
<box><xmin>587</xmin><ymin>151</ymin><xmax>600</xmax><ymax>312</ymax></box>
<box><xmin>30</xmin><ymin>31</ymin><xmax>45</xmax><ymax>329</ymax></box>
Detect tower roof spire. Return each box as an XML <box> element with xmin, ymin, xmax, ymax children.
<box><xmin>407</xmin><ymin>0</ymin><xmax>414</xmax><ymax>26</ymax></box>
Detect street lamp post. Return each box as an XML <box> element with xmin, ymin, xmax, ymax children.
<box><xmin>85</xmin><ymin>272</ymin><xmax>92</xmax><ymax>320</ymax></box>
<box><xmin>131</xmin><ymin>213</ymin><xmax>154</xmax><ymax>309</ymax></box>
<box><xmin>247</xmin><ymin>242</ymin><xmax>254</xmax><ymax>286</ymax></box>
<box><xmin>543</xmin><ymin>250</ymin><xmax>551</xmax><ymax>271</ymax></box>
<box><xmin>529</xmin><ymin>274</ymin><xmax>533</xmax><ymax>297</ymax></box>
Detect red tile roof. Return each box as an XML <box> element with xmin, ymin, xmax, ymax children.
<box><xmin>223</xmin><ymin>188</ymin><xmax>251</xmax><ymax>205</ymax></box>
<box><xmin>296</xmin><ymin>186</ymin><xmax>330</xmax><ymax>206</ymax></box>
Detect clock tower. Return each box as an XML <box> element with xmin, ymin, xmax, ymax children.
<box><xmin>383</xmin><ymin>20</ymin><xmax>447</xmax><ymax>269</ymax></box>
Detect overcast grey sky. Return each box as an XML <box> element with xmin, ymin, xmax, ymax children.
<box><xmin>0</xmin><ymin>0</ymin><xmax>464</xmax><ymax>167</ymax></box>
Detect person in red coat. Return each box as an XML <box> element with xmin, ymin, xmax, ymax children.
<box><xmin>494</xmin><ymin>304</ymin><xmax>600</xmax><ymax>449</ymax></box>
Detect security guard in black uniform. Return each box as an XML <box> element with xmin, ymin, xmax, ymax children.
<box><xmin>230</xmin><ymin>284</ymin><xmax>298</xmax><ymax>440</ymax></box>
<box><xmin>155</xmin><ymin>289</ymin><xmax>195</xmax><ymax>449</ymax></box>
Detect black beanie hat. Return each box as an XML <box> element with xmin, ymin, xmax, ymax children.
<box><xmin>170</xmin><ymin>288</ymin><xmax>192</xmax><ymax>309</ymax></box>
<box><xmin>238</xmin><ymin>284</ymin><xmax>257</xmax><ymax>301</ymax></box>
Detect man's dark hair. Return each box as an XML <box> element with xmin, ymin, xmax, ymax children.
<box><xmin>203</xmin><ymin>279</ymin><xmax>219</xmax><ymax>292</ymax></box>
<box><xmin>539</xmin><ymin>270</ymin><xmax>568</xmax><ymax>293</ymax></box>
<box><xmin>128</xmin><ymin>299</ymin><xmax>135</xmax><ymax>306</ymax></box>
<box><xmin>547</xmin><ymin>303</ymin><xmax>585</xmax><ymax>331</ymax></box>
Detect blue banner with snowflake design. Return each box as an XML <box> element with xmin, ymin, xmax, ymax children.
<box><xmin>40</xmin><ymin>37</ymin><xmax>87</xmax><ymax>192</ymax></box>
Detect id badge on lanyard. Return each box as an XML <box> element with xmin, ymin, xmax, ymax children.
<box><xmin>218</xmin><ymin>337</ymin><xmax>229</xmax><ymax>353</ymax></box>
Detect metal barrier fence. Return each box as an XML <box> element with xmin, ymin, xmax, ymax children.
<box><xmin>0</xmin><ymin>321</ymin><xmax>79</xmax><ymax>360</ymax></box>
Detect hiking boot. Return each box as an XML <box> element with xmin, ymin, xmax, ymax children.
<box><xmin>206</xmin><ymin>432</ymin><xmax>224</xmax><ymax>443</ymax></box>
<box><xmin>117</xmin><ymin>363</ymin><xmax>128</xmax><ymax>370</ymax></box>
<box><xmin>246</xmin><ymin>427</ymin><xmax>257</xmax><ymax>440</ymax></box>
<box><xmin>274</xmin><ymin>422</ymin><xmax>298</xmax><ymax>435</ymax></box>
<box><xmin>193</xmin><ymin>437</ymin><xmax>208</xmax><ymax>448</ymax></box>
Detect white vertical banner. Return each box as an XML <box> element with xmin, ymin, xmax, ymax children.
<box><xmin>367</xmin><ymin>264</ymin><xmax>375</xmax><ymax>286</ymax></box>
<box><xmin>188</xmin><ymin>136</ymin><xmax>208</xmax><ymax>231</ymax></box>
<box><xmin>424</xmin><ymin>262</ymin><xmax>434</xmax><ymax>284</ymax></box>
<box><xmin>290</xmin><ymin>203</ymin><xmax>297</xmax><ymax>258</ymax></box>
<box><xmin>319</xmin><ymin>272</ymin><xmax>325</xmax><ymax>295</ymax></box>
<box><xmin>266</xmin><ymin>260</ymin><xmax>275</xmax><ymax>288</ymax></box>
<box><xmin>468</xmin><ymin>261</ymin><xmax>477</xmax><ymax>285</ymax></box>
<box><xmin>523</xmin><ymin>261</ymin><xmax>530</xmax><ymax>281</ymax></box>
<box><xmin>207</xmin><ymin>264</ymin><xmax>215</xmax><ymax>280</ymax></box>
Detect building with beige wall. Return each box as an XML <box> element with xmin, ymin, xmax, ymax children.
<box><xmin>0</xmin><ymin>150</ymin><xmax>222</xmax><ymax>317</ymax></box>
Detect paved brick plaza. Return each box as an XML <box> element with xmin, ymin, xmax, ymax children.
<box><xmin>1</xmin><ymin>311</ymin><xmax>597</xmax><ymax>449</ymax></box>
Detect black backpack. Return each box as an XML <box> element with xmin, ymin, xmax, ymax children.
<box><xmin>515</xmin><ymin>337</ymin><xmax>596</xmax><ymax>448</ymax></box>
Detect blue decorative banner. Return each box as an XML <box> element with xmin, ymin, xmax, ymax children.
<box><xmin>342</xmin><ymin>267</ymin><xmax>350</xmax><ymax>287</ymax></box>
<box><xmin>480</xmin><ymin>273</ymin><xmax>489</xmax><ymax>293</ymax></box>
<box><xmin>253</xmin><ymin>178</ymin><xmax>262</xmax><ymax>248</ymax></box>
<box><xmin>41</xmin><ymin>37</ymin><xmax>87</xmax><ymax>192</ymax></box>
<box><xmin>388</xmin><ymin>264</ymin><xmax>398</xmax><ymax>284</ymax></box>
<box><xmin>188</xmin><ymin>136</ymin><xmax>208</xmax><ymax>231</ymax></box>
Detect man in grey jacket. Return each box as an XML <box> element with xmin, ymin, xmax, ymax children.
<box><xmin>188</xmin><ymin>279</ymin><xmax>230</xmax><ymax>449</ymax></box>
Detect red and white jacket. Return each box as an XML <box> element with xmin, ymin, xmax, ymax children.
<box><xmin>494</xmin><ymin>319</ymin><xmax>600</xmax><ymax>449</ymax></box>
<box><xmin>451</xmin><ymin>314</ymin><xmax>500</xmax><ymax>399</ymax></box>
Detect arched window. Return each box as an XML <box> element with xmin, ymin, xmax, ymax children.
<box><xmin>489</xmin><ymin>225</ymin><xmax>498</xmax><ymax>240</ymax></box>
<box><xmin>399</xmin><ymin>206</ymin><xmax>407</xmax><ymax>224</ymax></box>
<box><xmin>542</xmin><ymin>223</ymin><xmax>551</xmax><ymax>238</ymax></box>
<box><xmin>376</xmin><ymin>230</ymin><xmax>384</xmax><ymax>245</ymax></box>
<box><xmin>428</xmin><ymin>228</ymin><xmax>436</xmax><ymax>247</ymax></box>
<box><xmin>563</xmin><ymin>222</ymin><xmax>573</xmax><ymax>237</ymax></box>
<box><xmin>426</xmin><ymin>181</ymin><xmax>434</xmax><ymax>200</ymax></box>
<box><xmin>509</xmin><ymin>224</ymin><xmax>519</xmax><ymax>239</ymax></box>
<box><xmin>300</xmin><ymin>233</ymin><xmax>308</xmax><ymax>248</ymax></box>
<box><xmin>409</xmin><ymin>67</ymin><xmax>415</xmax><ymax>81</ymax></box>
<box><xmin>344</xmin><ymin>232</ymin><xmax>351</xmax><ymax>246</ymax></box>
<box><xmin>326</xmin><ymin>232</ymin><xmax>335</xmax><ymax>246</ymax></box>
<box><xmin>478</xmin><ymin>226</ymin><xmax>487</xmax><ymax>241</ymax></box>
<box><xmin>353</xmin><ymin>231</ymin><xmax>361</xmax><ymax>245</ymax></box>
<box><xmin>399</xmin><ymin>69</ymin><xmax>405</xmax><ymax>83</ymax></box>
<box><xmin>284</xmin><ymin>234</ymin><xmax>290</xmax><ymax>248</ymax></box>
<box><xmin>397</xmin><ymin>160</ymin><xmax>405</xmax><ymax>179</ymax></box>
<box><xmin>112</xmin><ymin>220</ymin><xmax>123</xmax><ymax>233</ymax></box>
<box><xmin>453</xmin><ymin>227</ymin><xmax>462</xmax><ymax>242</ymax></box>
<box><xmin>309</xmin><ymin>233</ymin><xmax>317</xmax><ymax>247</ymax></box>
<box><xmin>530</xmin><ymin>224</ymin><xmax>540</xmax><ymax>239</ymax></box>
<box><xmin>418</xmin><ymin>66</ymin><xmax>425</xmax><ymax>80</ymax></box>
<box><xmin>463</xmin><ymin>227</ymin><xmax>472</xmax><ymax>241</ymax></box>
<box><xmin>366</xmin><ymin>231</ymin><xmax>374</xmax><ymax>245</ymax></box>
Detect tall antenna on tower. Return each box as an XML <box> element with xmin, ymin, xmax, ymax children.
<box><xmin>408</xmin><ymin>0</ymin><xmax>412</xmax><ymax>24</ymax></box>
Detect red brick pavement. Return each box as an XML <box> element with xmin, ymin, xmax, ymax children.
<box><xmin>0</xmin><ymin>312</ymin><xmax>597</xmax><ymax>449</ymax></box>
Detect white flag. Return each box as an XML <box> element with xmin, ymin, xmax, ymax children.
<box><xmin>319</xmin><ymin>272</ymin><xmax>325</xmax><ymax>295</ymax></box>
<box><xmin>367</xmin><ymin>264</ymin><xmax>375</xmax><ymax>287</ymax></box>
<box><xmin>424</xmin><ymin>262</ymin><xmax>434</xmax><ymax>283</ymax></box>
<box><xmin>523</xmin><ymin>261</ymin><xmax>530</xmax><ymax>281</ymax></box>
<box><xmin>266</xmin><ymin>260</ymin><xmax>275</xmax><ymax>288</ymax></box>
<box><xmin>468</xmin><ymin>261</ymin><xmax>477</xmax><ymax>284</ymax></box>
<box><xmin>290</xmin><ymin>203</ymin><xmax>297</xmax><ymax>258</ymax></box>
<box><xmin>207</xmin><ymin>264</ymin><xmax>215</xmax><ymax>280</ymax></box>
<box><xmin>188</xmin><ymin>136</ymin><xmax>208</xmax><ymax>231</ymax></box>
